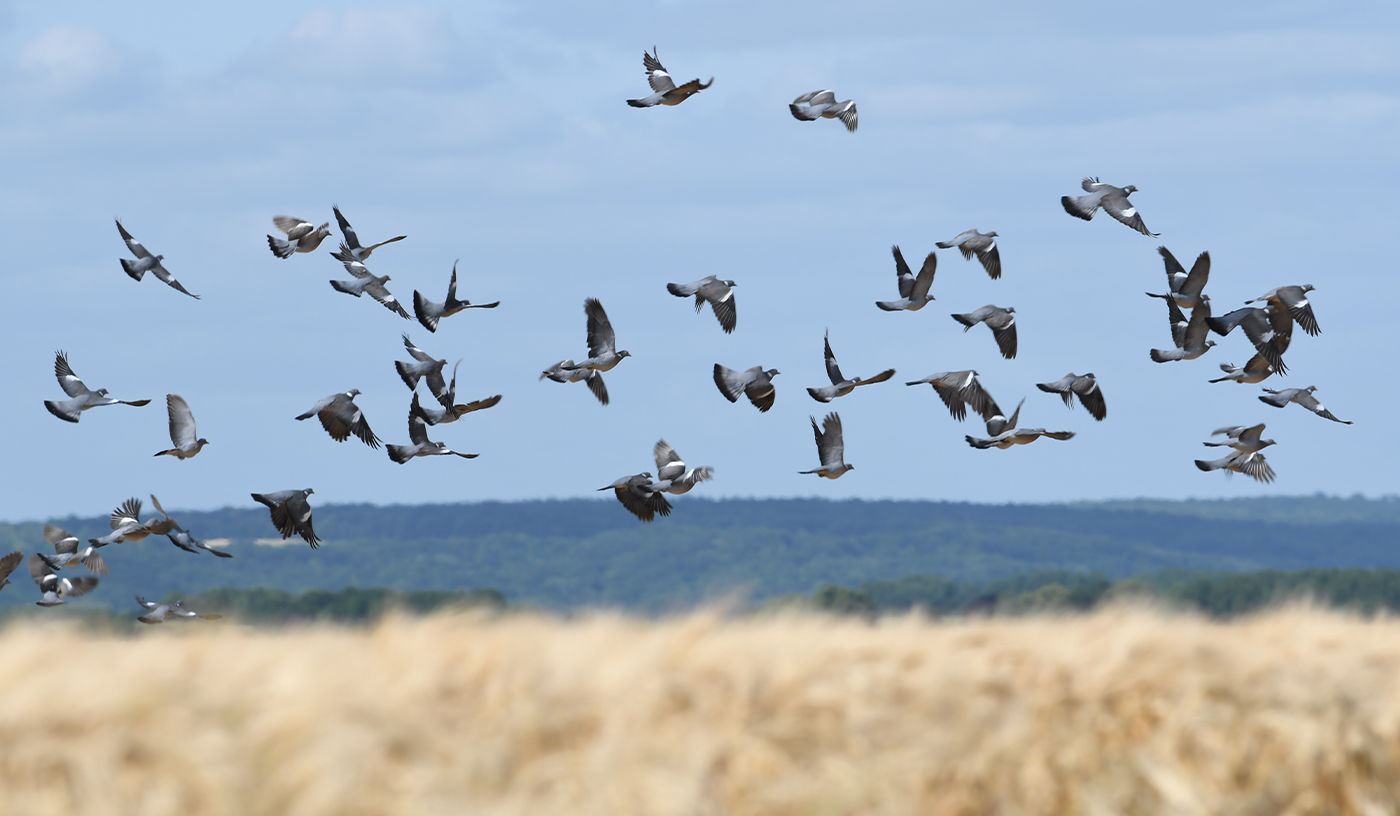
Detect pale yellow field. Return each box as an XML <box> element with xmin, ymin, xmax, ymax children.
<box><xmin>4</xmin><ymin>605</ymin><xmax>1400</xmax><ymax>815</ymax></box>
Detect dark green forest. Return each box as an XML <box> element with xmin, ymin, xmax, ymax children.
<box><xmin>1</xmin><ymin>494</ymin><xmax>1396</xmax><ymax>615</ymax></box>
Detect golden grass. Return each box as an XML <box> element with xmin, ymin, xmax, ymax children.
<box><xmin>4</xmin><ymin>604</ymin><xmax>1400</xmax><ymax>815</ymax></box>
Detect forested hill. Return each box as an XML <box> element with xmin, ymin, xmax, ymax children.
<box><xmin>1</xmin><ymin>495</ymin><xmax>1396</xmax><ymax>612</ymax></box>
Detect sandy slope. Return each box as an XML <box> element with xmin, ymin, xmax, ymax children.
<box><xmin>3</xmin><ymin>606</ymin><xmax>1399</xmax><ymax>815</ymax></box>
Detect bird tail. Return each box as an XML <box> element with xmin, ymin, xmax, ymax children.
<box><xmin>951</xmin><ymin>313</ymin><xmax>976</xmax><ymax>330</ymax></box>
<box><xmin>210</xmin><ymin>549</ymin><xmax>234</xmax><ymax>559</ymax></box>
<box><xmin>875</xmin><ymin>300</ymin><xmax>905</xmax><ymax>311</ymax></box>
<box><xmin>1258</xmin><ymin>392</ymin><xmax>1289</xmax><ymax>408</ymax></box>
<box><xmin>119</xmin><ymin>258</ymin><xmax>146</xmax><ymax>281</ymax></box>
<box><xmin>627</xmin><ymin>93</ymin><xmax>664</xmax><ymax>107</ymax></box>
<box><xmin>328</xmin><ymin>280</ymin><xmax>360</xmax><ymax>296</ymax></box>
<box><xmin>789</xmin><ymin>103</ymin><xmax>821</xmax><ymax>121</ymax></box>
<box><xmin>1061</xmin><ymin>194</ymin><xmax>1097</xmax><ymax>221</ymax></box>
<box><xmin>1149</xmin><ymin>348</ymin><xmax>1185</xmax><ymax>363</ymax></box>
<box><xmin>387</xmin><ymin>444</ymin><xmax>414</xmax><ymax>464</ymax></box>
<box><xmin>395</xmin><ymin>361</ymin><xmax>423</xmax><ymax>390</ymax></box>
<box><xmin>153</xmin><ymin>448</ymin><xmax>178</xmax><ymax>457</ymax></box>
<box><xmin>1195</xmin><ymin>458</ymin><xmax>1223</xmax><ymax>472</ymax></box>
<box><xmin>267</xmin><ymin>235</ymin><xmax>294</xmax><ymax>259</ymax></box>
<box><xmin>413</xmin><ymin>291</ymin><xmax>439</xmax><ymax>333</ymax></box>
<box><xmin>712</xmin><ymin>365</ymin><xmax>743</xmax><ymax>403</ymax></box>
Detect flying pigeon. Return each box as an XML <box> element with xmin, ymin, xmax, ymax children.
<box><xmin>412</xmin><ymin>261</ymin><xmax>499</xmax><ymax>333</ymax></box>
<box><xmin>627</xmin><ymin>48</ymin><xmax>712</xmax><ymax>107</ymax></box>
<box><xmin>599</xmin><ymin>473</ymin><xmax>672</xmax><ymax>522</ymax></box>
<box><xmin>651</xmin><ymin>439</ymin><xmax>714</xmax><ymax>496</ymax></box>
<box><xmin>1246</xmin><ymin>285</ymin><xmax>1319</xmax><ymax>337</ymax></box>
<box><xmin>789</xmin><ymin>90</ymin><xmax>858</xmax><ymax>132</ymax></box>
<box><xmin>807</xmin><ymin>331</ymin><xmax>895</xmax><ymax>403</ymax></box>
<box><xmin>135</xmin><ymin>595</ymin><xmax>223</xmax><ymax>624</ymax></box>
<box><xmin>251</xmin><ymin>489</ymin><xmax>320</xmax><ymax>549</ymax></box>
<box><xmin>387</xmin><ymin>412</ymin><xmax>478</xmax><ymax>464</ymax></box>
<box><xmin>267</xmin><ymin>216</ymin><xmax>331</xmax><ymax>259</ymax></box>
<box><xmin>1259</xmin><ymin>386</ymin><xmax>1352</xmax><ymax>424</ymax></box>
<box><xmin>1061</xmin><ymin>177</ymin><xmax>1157</xmax><ymax>236</ymax></box>
<box><xmin>541</xmin><ymin>360</ymin><xmax>609</xmax><ymax>406</ymax></box>
<box><xmin>396</xmin><ymin>334</ymin><xmax>450</xmax><ymax>394</ymax></box>
<box><xmin>905</xmin><ymin>370</ymin><xmax>997</xmax><ymax>422</ymax></box>
<box><xmin>29</xmin><ymin>554</ymin><xmax>99</xmax><ymax>607</ymax></box>
<box><xmin>329</xmin><ymin>205</ymin><xmax>406</xmax><ymax>264</ymax></box>
<box><xmin>1195</xmin><ymin>450</ymin><xmax>1275</xmax><ymax>483</ymax></box>
<box><xmin>410</xmin><ymin>363</ymin><xmax>501</xmax><ymax>425</ymax></box>
<box><xmin>296</xmin><ymin>389</ymin><xmax>381</xmax><ymax>448</ymax></box>
<box><xmin>1147</xmin><ymin>247</ymin><xmax>1210</xmax><ymax>309</ymax></box>
<box><xmin>935</xmin><ymin>230</ymin><xmax>1001</xmax><ymax>280</ymax></box>
<box><xmin>1203</xmin><ymin>424</ymin><xmax>1275</xmax><ymax>454</ymax></box>
<box><xmin>43</xmin><ymin>350</ymin><xmax>151</xmax><ymax>423</ymax></box>
<box><xmin>876</xmin><ymin>246</ymin><xmax>937</xmax><ymax>311</ymax></box>
<box><xmin>1150</xmin><ymin>297</ymin><xmax>1216</xmax><ymax>363</ymax></box>
<box><xmin>329</xmin><ymin>259</ymin><xmax>411</xmax><ymax>319</ymax></box>
<box><xmin>668</xmin><ymin>276</ymin><xmax>737</xmax><ymax>333</ymax></box>
<box><xmin>150</xmin><ymin>494</ymin><xmax>234</xmax><ymax>558</ymax></box>
<box><xmin>1209</xmin><ymin>354</ymin><xmax>1276</xmax><ymax>385</ymax></box>
<box><xmin>800</xmin><ymin>412</ymin><xmax>853</xmax><ymax>479</ymax></box>
<box><xmin>87</xmin><ymin>496</ymin><xmax>175</xmax><ymax>547</ymax></box>
<box><xmin>562</xmin><ymin>298</ymin><xmax>631</xmax><ymax>372</ymax></box>
<box><xmin>714</xmin><ymin>364</ymin><xmax>780</xmax><ymax>412</ymax></box>
<box><xmin>1206</xmin><ymin>305</ymin><xmax>1290</xmax><ymax>374</ymax></box>
<box><xmin>37</xmin><ymin>525</ymin><xmax>107</xmax><ymax>575</ymax></box>
<box><xmin>1036</xmin><ymin>373</ymin><xmax>1106</xmax><ymax>421</ymax></box>
<box><xmin>116</xmin><ymin>220</ymin><xmax>200</xmax><ymax>298</ymax></box>
<box><xmin>153</xmin><ymin>394</ymin><xmax>208</xmax><ymax>460</ymax></box>
<box><xmin>952</xmin><ymin>305</ymin><xmax>1017</xmax><ymax>360</ymax></box>
<box><xmin>965</xmin><ymin>427</ymin><xmax>1076</xmax><ymax>450</ymax></box>
<box><xmin>0</xmin><ymin>551</ymin><xmax>22</xmax><ymax>593</ymax></box>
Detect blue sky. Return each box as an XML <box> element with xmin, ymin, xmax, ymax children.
<box><xmin>2</xmin><ymin>1</ymin><xmax>1396</xmax><ymax>521</ymax></box>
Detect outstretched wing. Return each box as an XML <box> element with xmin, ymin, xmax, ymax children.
<box><xmin>166</xmin><ymin>394</ymin><xmax>198</xmax><ymax>447</ymax></box>
<box><xmin>584</xmin><ymin>298</ymin><xmax>616</xmax><ymax>357</ymax></box>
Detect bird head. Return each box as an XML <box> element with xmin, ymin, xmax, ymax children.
<box><xmin>347</xmin><ymin>389</ymin><xmax>362</xmax><ymax>397</ymax></box>
<box><xmin>1123</xmin><ymin>185</ymin><xmax>1138</xmax><ymax>195</ymax></box>
<box><xmin>1301</xmin><ymin>284</ymin><xmax>1316</xmax><ymax>292</ymax></box>
<box><xmin>619</xmin><ymin>351</ymin><xmax>633</xmax><ymax>358</ymax></box>
<box><xmin>724</xmin><ymin>280</ymin><xmax>737</xmax><ymax>287</ymax></box>
<box><xmin>154</xmin><ymin>255</ymin><xmax>165</xmax><ymax>262</ymax></box>
<box><xmin>1261</xmin><ymin>439</ymin><xmax>1277</xmax><ymax>449</ymax></box>
<box><xmin>986</xmin><ymin>231</ymin><xmax>999</xmax><ymax>238</ymax></box>
<box><xmin>767</xmin><ymin>369</ymin><xmax>781</xmax><ymax>377</ymax></box>
<box><xmin>305</xmin><ymin>488</ymin><xmax>315</xmax><ymax>496</ymax></box>
<box><xmin>95</xmin><ymin>388</ymin><xmax>110</xmax><ymax>397</ymax></box>
<box><xmin>1205</xmin><ymin>340</ymin><xmax>1218</xmax><ymax>348</ymax></box>
<box><xmin>1005</xmin><ymin>307</ymin><xmax>1016</xmax><ymax>313</ymax></box>
<box><xmin>197</xmin><ymin>438</ymin><xmax>210</xmax><ymax>446</ymax></box>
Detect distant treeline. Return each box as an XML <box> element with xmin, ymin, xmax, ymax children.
<box><xmin>789</xmin><ymin>568</ymin><xmax>1400</xmax><ymax>619</ymax></box>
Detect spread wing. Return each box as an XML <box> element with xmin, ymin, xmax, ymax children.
<box><xmin>166</xmin><ymin>394</ymin><xmax>198</xmax><ymax>447</ymax></box>
<box><xmin>584</xmin><ymin>298</ymin><xmax>616</xmax><ymax>357</ymax></box>
<box><xmin>53</xmin><ymin>351</ymin><xmax>90</xmax><ymax>398</ymax></box>
<box><xmin>822</xmin><ymin>333</ymin><xmax>844</xmax><ymax>385</ymax></box>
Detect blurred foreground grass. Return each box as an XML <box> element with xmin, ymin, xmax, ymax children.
<box><xmin>3</xmin><ymin>605</ymin><xmax>1400</xmax><ymax>815</ymax></box>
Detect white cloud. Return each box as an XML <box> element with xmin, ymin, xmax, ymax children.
<box><xmin>249</xmin><ymin>6</ymin><xmax>494</xmax><ymax>89</ymax></box>
<box><xmin>14</xmin><ymin>26</ymin><xmax>156</xmax><ymax>102</ymax></box>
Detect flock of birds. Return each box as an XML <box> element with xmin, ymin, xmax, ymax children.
<box><xmin>3</xmin><ymin>48</ymin><xmax>1355</xmax><ymax>612</ymax></box>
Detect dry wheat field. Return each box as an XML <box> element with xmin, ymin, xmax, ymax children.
<box><xmin>4</xmin><ymin>605</ymin><xmax>1400</xmax><ymax>815</ymax></box>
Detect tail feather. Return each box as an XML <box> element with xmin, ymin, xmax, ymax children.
<box><xmin>329</xmin><ymin>280</ymin><xmax>358</xmax><ymax>296</ymax></box>
<box><xmin>267</xmin><ymin>235</ymin><xmax>293</xmax><ymax>259</ymax></box>
<box><xmin>395</xmin><ymin>361</ymin><xmax>422</xmax><ymax>390</ymax></box>
<box><xmin>387</xmin><ymin>444</ymin><xmax>414</xmax><ymax>464</ymax></box>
